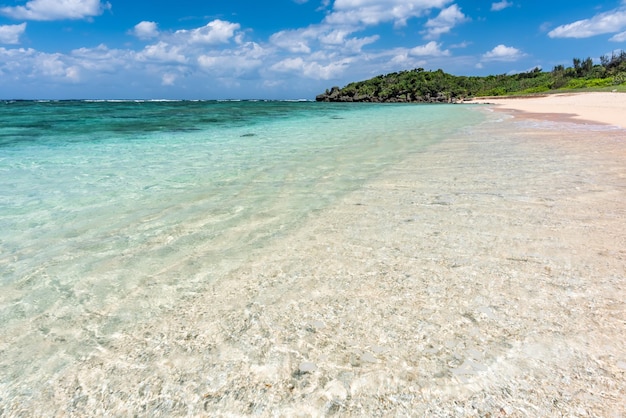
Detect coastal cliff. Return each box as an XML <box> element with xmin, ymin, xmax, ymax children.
<box><xmin>316</xmin><ymin>85</ymin><xmax>455</xmax><ymax>103</ymax></box>
<box><xmin>315</xmin><ymin>69</ymin><xmax>463</xmax><ymax>103</ymax></box>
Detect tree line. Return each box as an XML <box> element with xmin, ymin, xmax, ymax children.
<box><xmin>316</xmin><ymin>50</ymin><xmax>626</xmax><ymax>102</ymax></box>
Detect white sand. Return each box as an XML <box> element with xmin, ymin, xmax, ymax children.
<box><xmin>469</xmin><ymin>91</ymin><xmax>626</xmax><ymax>129</ymax></box>
<box><xmin>4</xmin><ymin>98</ymin><xmax>625</xmax><ymax>416</ymax></box>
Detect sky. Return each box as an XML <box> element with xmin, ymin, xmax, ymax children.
<box><xmin>1</xmin><ymin>0</ymin><xmax>625</xmax><ymax>99</ymax></box>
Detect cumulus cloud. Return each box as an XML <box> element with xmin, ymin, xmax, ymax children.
<box><xmin>548</xmin><ymin>6</ymin><xmax>626</xmax><ymax>38</ymax></box>
<box><xmin>137</xmin><ymin>41</ymin><xmax>187</xmax><ymax>64</ymax></box>
<box><xmin>319</xmin><ymin>28</ymin><xmax>354</xmax><ymax>45</ymax></box>
<box><xmin>270</xmin><ymin>28</ymin><xmax>314</xmax><ymax>53</ymax></box>
<box><xmin>389</xmin><ymin>52</ymin><xmax>426</xmax><ymax>67</ymax></box>
<box><xmin>317</xmin><ymin>28</ymin><xmax>378</xmax><ymax>51</ymax></box>
<box><xmin>0</xmin><ymin>46</ymin><xmax>35</xmax><ymax>78</ymax></box>
<box><xmin>271</xmin><ymin>24</ymin><xmax>378</xmax><ymax>54</ymax></box>
<box><xmin>0</xmin><ymin>18</ymin><xmax>263</xmax><ymax>97</ymax></box>
<box><xmin>326</xmin><ymin>0</ymin><xmax>451</xmax><ymax>27</ymax></box>
<box><xmin>482</xmin><ymin>44</ymin><xmax>525</xmax><ymax>61</ymax></box>
<box><xmin>0</xmin><ymin>0</ymin><xmax>110</xmax><ymax>21</ymax></box>
<box><xmin>270</xmin><ymin>56</ymin><xmax>351</xmax><ymax>80</ymax></box>
<box><xmin>422</xmin><ymin>4</ymin><xmax>468</xmax><ymax>39</ymax></box>
<box><xmin>71</xmin><ymin>44</ymin><xmax>133</xmax><ymax>73</ymax></box>
<box><xmin>175</xmin><ymin>20</ymin><xmax>241</xmax><ymax>45</ymax></box>
<box><xmin>0</xmin><ymin>23</ymin><xmax>26</xmax><ymax>44</ymax></box>
<box><xmin>132</xmin><ymin>21</ymin><xmax>159</xmax><ymax>40</ymax></box>
<box><xmin>410</xmin><ymin>41</ymin><xmax>450</xmax><ymax>56</ymax></box>
<box><xmin>491</xmin><ymin>1</ymin><xmax>513</xmax><ymax>12</ymax></box>
<box><xmin>37</xmin><ymin>54</ymin><xmax>80</xmax><ymax>81</ymax></box>
<box><xmin>0</xmin><ymin>47</ymin><xmax>80</xmax><ymax>82</ymax></box>
<box><xmin>197</xmin><ymin>43</ymin><xmax>267</xmax><ymax>78</ymax></box>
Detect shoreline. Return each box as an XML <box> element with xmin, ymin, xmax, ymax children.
<box><xmin>467</xmin><ymin>91</ymin><xmax>626</xmax><ymax>129</ymax></box>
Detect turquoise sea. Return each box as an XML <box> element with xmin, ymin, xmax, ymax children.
<box><xmin>0</xmin><ymin>100</ymin><xmax>485</xmax><ymax>404</ymax></box>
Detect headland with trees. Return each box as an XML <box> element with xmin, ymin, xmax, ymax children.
<box><xmin>316</xmin><ymin>50</ymin><xmax>626</xmax><ymax>103</ymax></box>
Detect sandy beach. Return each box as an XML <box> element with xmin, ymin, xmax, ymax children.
<box><xmin>469</xmin><ymin>91</ymin><xmax>626</xmax><ymax>129</ymax></box>
<box><xmin>5</xmin><ymin>93</ymin><xmax>625</xmax><ymax>416</ymax></box>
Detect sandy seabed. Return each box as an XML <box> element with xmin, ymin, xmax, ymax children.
<box><xmin>4</xmin><ymin>96</ymin><xmax>626</xmax><ymax>417</ymax></box>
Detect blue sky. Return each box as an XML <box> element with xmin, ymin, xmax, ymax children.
<box><xmin>1</xmin><ymin>0</ymin><xmax>625</xmax><ymax>99</ymax></box>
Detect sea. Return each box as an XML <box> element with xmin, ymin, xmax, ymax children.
<box><xmin>0</xmin><ymin>100</ymin><xmax>486</xmax><ymax>406</ymax></box>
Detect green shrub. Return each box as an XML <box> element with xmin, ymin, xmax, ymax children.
<box><xmin>520</xmin><ymin>85</ymin><xmax>550</xmax><ymax>94</ymax></box>
<box><xmin>564</xmin><ymin>78</ymin><xmax>613</xmax><ymax>89</ymax></box>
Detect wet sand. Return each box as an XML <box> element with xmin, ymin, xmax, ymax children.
<box><xmin>5</xmin><ymin>98</ymin><xmax>626</xmax><ymax>416</ymax></box>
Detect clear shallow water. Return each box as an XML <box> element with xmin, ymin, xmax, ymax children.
<box><xmin>0</xmin><ymin>100</ymin><xmax>485</xmax><ymax>397</ymax></box>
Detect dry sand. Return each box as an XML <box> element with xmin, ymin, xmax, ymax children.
<box><xmin>469</xmin><ymin>91</ymin><xmax>626</xmax><ymax>129</ymax></box>
<box><xmin>6</xmin><ymin>94</ymin><xmax>626</xmax><ymax>416</ymax></box>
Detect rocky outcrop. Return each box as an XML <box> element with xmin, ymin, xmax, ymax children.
<box><xmin>315</xmin><ymin>87</ymin><xmax>460</xmax><ymax>103</ymax></box>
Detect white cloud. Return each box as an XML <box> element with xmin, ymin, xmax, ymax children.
<box><xmin>270</xmin><ymin>24</ymin><xmax>378</xmax><ymax>54</ymax></box>
<box><xmin>270</xmin><ymin>57</ymin><xmax>307</xmax><ymax>73</ymax></box>
<box><xmin>410</xmin><ymin>41</ymin><xmax>450</xmax><ymax>56</ymax></box>
<box><xmin>2</xmin><ymin>48</ymin><xmax>81</xmax><ymax>81</ymax></box>
<box><xmin>326</xmin><ymin>0</ymin><xmax>452</xmax><ymax>27</ymax></box>
<box><xmin>161</xmin><ymin>73</ymin><xmax>177</xmax><ymax>86</ymax></box>
<box><xmin>0</xmin><ymin>0</ymin><xmax>110</xmax><ymax>21</ymax></box>
<box><xmin>389</xmin><ymin>52</ymin><xmax>427</xmax><ymax>68</ymax></box>
<box><xmin>71</xmin><ymin>44</ymin><xmax>134</xmax><ymax>73</ymax></box>
<box><xmin>0</xmin><ymin>47</ymin><xmax>36</xmax><ymax>78</ymax></box>
<box><xmin>422</xmin><ymin>4</ymin><xmax>468</xmax><ymax>39</ymax></box>
<box><xmin>198</xmin><ymin>54</ymin><xmax>262</xmax><ymax>77</ymax></box>
<box><xmin>482</xmin><ymin>44</ymin><xmax>525</xmax><ymax>61</ymax></box>
<box><xmin>137</xmin><ymin>42</ymin><xmax>187</xmax><ymax>64</ymax></box>
<box><xmin>197</xmin><ymin>41</ymin><xmax>267</xmax><ymax>77</ymax></box>
<box><xmin>270</xmin><ymin>56</ymin><xmax>351</xmax><ymax>80</ymax></box>
<box><xmin>0</xmin><ymin>47</ymin><xmax>67</xmax><ymax>80</ymax></box>
<box><xmin>610</xmin><ymin>30</ymin><xmax>626</xmax><ymax>41</ymax></box>
<box><xmin>341</xmin><ymin>34</ymin><xmax>379</xmax><ymax>52</ymax></box>
<box><xmin>270</xmin><ymin>29</ymin><xmax>313</xmax><ymax>53</ymax></box>
<box><xmin>491</xmin><ymin>1</ymin><xmax>513</xmax><ymax>12</ymax></box>
<box><xmin>132</xmin><ymin>21</ymin><xmax>159</xmax><ymax>40</ymax></box>
<box><xmin>0</xmin><ymin>23</ymin><xmax>26</xmax><ymax>44</ymax></box>
<box><xmin>175</xmin><ymin>20</ymin><xmax>241</xmax><ymax>45</ymax></box>
<box><xmin>319</xmin><ymin>28</ymin><xmax>353</xmax><ymax>45</ymax></box>
<box><xmin>548</xmin><ymin>7</ymin><xmax>626</xmax><ymax>38</ymax></box>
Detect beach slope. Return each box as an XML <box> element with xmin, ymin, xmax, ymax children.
<box><xmin>469</xmin><ymin>91</ymin><xmax>626</xmax><ymax>128</ymax></box>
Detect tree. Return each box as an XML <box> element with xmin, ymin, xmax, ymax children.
<box><xmin>600</xmin><ymin>54</ymin><xmax>610</xmax><ymax>67</ymax></box>
<box><xmin>581</xmin><ymin>57</ymin><xmax>593</xmax><ymax>76</ymax></box>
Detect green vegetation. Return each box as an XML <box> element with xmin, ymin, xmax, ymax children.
<box><xmin>317</xmin><ymin>50</ymin><xmax>626</xmax><ymax>102</ymax></box>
